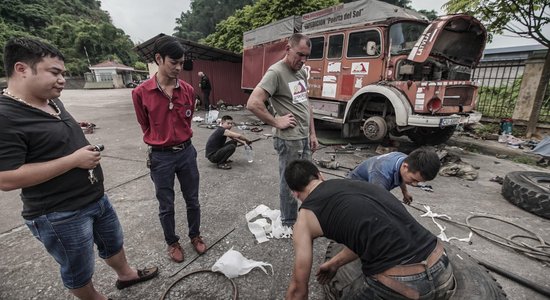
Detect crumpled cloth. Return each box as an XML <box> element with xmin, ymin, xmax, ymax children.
<box><xmin>532</xmin><ymin>136</ymin><xmax>550</xmax><ymax>157</ymax></box>
<box><xmin>246</xmin><ymin>204</ymin><xmax>292</xmax><ymax>244</ymax></box>
<box><xmin>439</xmin><ymin>162</ymin><xmax>478</xmax><ymax>181</ymax></box>
<box><xmin>212</xmin><ymin>248</ymin><xmax>273</xmax><ymax>279</ymax></box>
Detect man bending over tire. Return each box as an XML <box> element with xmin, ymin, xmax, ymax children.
<box><xmin>285</xmin><ymin>159</ymin><xmax>455</xmax><ymax>300</ymax></box>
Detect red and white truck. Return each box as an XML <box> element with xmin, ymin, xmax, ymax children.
<box><xmin>242</xmin><ymin>0</ymin><xmax>487</xmax><ymax>145</ymax></box>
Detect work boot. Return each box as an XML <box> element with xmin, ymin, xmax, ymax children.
<box><xmin>191</xmin><ymin>236</ymin><xmax>207</xmax><ymax>254</ymax></box>
<box><xmin>167</xmin><ymin>242</ymin><xmax>184</xmax><ymax>263</ymax></box>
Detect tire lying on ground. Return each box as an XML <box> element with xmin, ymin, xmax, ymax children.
<box><xmin>323</xmin><ymin>241</ymin><xmax>507</xmax><ymax>299</ymax></box>
<box><xmin>502</xmin><ymin>171</ymin><xmax>550</xmax><ymax>219</ymax></box>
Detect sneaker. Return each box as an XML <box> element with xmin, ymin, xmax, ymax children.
<box><xmin>167</xmin><ymin>242</ymin><xmax>184</xmax><ymax>263</ymax></box>
<box><xmin>191</xmin><ymin>236</ymin><xmax>207</xmax><ymax>254</ymax></box>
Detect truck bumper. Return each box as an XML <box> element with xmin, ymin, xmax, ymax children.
<box><xmin>408</xmin><ymin>111</ymin><xmax>482</xmax><ymax>127</ymax></box>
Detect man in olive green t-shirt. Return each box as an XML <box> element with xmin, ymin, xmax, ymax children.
<box><xmin>247</xmin><ymin>33</ymin><xmax>319</xmax><ymax>228</ymax></box>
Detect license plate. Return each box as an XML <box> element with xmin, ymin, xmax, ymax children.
<box><xmin>439</xmin><ymin>117</ymin><xmax>459</xmax><ymax>127</ymax></box>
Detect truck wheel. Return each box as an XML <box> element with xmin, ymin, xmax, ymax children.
<box><xmin>406</xmin><ymin>126</ymin><xmax>456</xmax><ymax>145</ymax></box>
<box><xmin>362</xmin><ymin>116</ymin><xmax>387</xmax><ymax>141</ymax></box>
<box><xmin>322</xmin><ymin>241</ymin><xmax>507</xmax><ymax>299</ymax></box>
<box><xmin>501</xmin><ymin>171</ymin><xmax>550</xmax><ymax>219</ymax></box>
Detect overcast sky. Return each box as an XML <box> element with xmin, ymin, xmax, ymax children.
<box><xmin>100</xmin><ymin>0</ymin><xmax>547</xmax><ymax>49</ymax></box>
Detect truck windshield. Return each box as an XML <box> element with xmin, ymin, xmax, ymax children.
<box><xmin>389</xmin><ymin>22</ymin><xmax>427</xmax><ymax>55</ymax></box>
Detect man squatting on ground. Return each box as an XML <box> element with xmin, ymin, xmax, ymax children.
<box><xmin>285</xmin><ymin>160</ymin><xmax>456</xmax><ymax>300</ymax></box>
<box><xmin>132</xmin><ymin>36</ymin><xmax>207</xmax><ymax>264</ymax></box>
<box><xmin>0</xmin><ymin>37</ymin><xmax>158</xmax><ymax>299</ymax></box>
<box><xmin>247</xmin><ymin>33</ymin><xmax>319</xmax><ymax>228</ymax></box>
<box><xmin>205</xmin><ymin>115</ymin><xmax>252</xmax><ymax>170</ymax></box>
<box><xmin>347</xmin><ymin>147</ymin><xmax>441</xmax><ymax>204</ymax></box>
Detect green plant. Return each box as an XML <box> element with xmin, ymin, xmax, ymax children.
<box><xmin>511</xmin><ymin>155</ymin><xmax>538</xmax><ymax>166</ymax></box>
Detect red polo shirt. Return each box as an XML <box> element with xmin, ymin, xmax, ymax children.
<box><xmin>132</xmin><ymin>75</ymin><xmax>195</xmax><ymax>147</ymax></box>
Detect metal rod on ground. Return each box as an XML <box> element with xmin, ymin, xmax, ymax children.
<box><xmin>477</xmin><ymin>259</ymin><xmax>550</xmax><ymax>298</ymax></box>
<box><xmin>169</xmin><ymin>227</ymin><xmax>236</xmax><ymax>277</ymax></box>
<box><xmin>236</xmin><ymin>137</ymin><xmax>262</xmax><ymax>147</ymax></box>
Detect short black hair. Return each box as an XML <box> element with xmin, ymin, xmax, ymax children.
<box><xmin>404</xmin><ymin>147</ymin><xmax>441</xmax><ymax>181</ymax></box>
<box><xmin>284</xmin><ymin>159</ymin><xmax>319</xmax><ymax>192</ymax></box>
<box><xmin>221</xmin><ymin>115</ymin><xmax>233</xmax><ymax>122</ymax></box>
<box><xmin>153</xmin><ymin>35</ymin><xmax>185</xmax><ymax>65</ymax></box>
<box><xmin>3</xmin><ymin>37</ymin><xmax>65</xmax><ymax>78</ymax></box>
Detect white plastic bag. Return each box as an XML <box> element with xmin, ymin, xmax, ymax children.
<box><xmin>211</xmin><ymin>248</ymin><xmax>273</xmax><ymax>279</ymax></box>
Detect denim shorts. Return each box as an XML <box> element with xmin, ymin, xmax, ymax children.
<box><xmin>25</xmin><ymin>194</ymin><xmax>124</xmax><ymax>289</ymax></box>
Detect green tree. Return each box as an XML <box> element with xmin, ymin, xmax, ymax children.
<box><xmin>203</xmin><ymin>0</ymin><xmax>339</xmax><ymax>53</ymax></box>
<box><xmin>174</xmin><ymin>0</ymin><xmax>255</xmax><ymax>41</ymax></box>
<box><xmin>443</xmin><ymin>0</ymin><xmax>549</xmax><ymax>47</ymax></box>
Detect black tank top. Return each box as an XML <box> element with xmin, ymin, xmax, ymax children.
<box><xmin>300</xmin><ymin>179</ymin><xmax>436</xmax><ymax>276</ymax></box>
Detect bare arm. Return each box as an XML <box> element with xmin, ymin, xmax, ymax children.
<box><xmin>224</xmin><ymin>130</ymin><xmax>250</xmax><ymax>144</ymax></box>
<box><xmin>0</xmin><ymin>145</ymin><xmax>101</xmax><ymax>191</ymax></box>
<box><xmin>308</xmin><ymin>103</ymin><xmax>318</xmax><ymax>152</ymax></box>
<box><xmin>400</xmin><ymin>182</ymin><xmax>413</xmax><ymax>205</ymax></box>
<box><xmin>316</xmin><ymin>245</ymin><xmax>358</xmax><ymax>285</ymax></box>
<box><xmin>246</xmin><ymin>87</ymin><xmax>297</xmax><ymax>130</ymax></box>
<box><xmin>286</xmin><ymin>210</ymin><xmax>323</xmax><ymax>300</ymax></box>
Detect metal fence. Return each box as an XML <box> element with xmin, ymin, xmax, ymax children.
<box><xmin>472</xmin><ymin>59</ymin><xmax>550</xmax><ymax>123</ymax></box>
<box><xmin>471</xmin><ymin>59</ymin><xmax>524</xmax><ymax>120</ymax></box>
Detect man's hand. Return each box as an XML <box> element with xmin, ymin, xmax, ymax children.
<box><xmin>274</xmin><ymin>113</ymin><xmax>297</xmax><ymax>129</ymax></box>
<box><xmin>316</xmin><ymin>261</ymin><xmax>339</xmax><ymax>285</ymax></box>
<box><xmin>72</xmin><ymin>145</ymin><xmax>102</xmax><ymax>169</ymax></box>
<box><xmin>310</xmin><ymin>134</ymin><xmax>319</xmax><ymax>152</ymax></box>
<box><xmin>403</xmin><ymin>192</ymin><xmax>413</xmax><ymax>205</ymax></box>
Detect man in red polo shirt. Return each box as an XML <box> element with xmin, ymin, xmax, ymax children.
<box><xmin>132</xmin><ymin>36</ymin><xmax>207</xmax><ymax>263</ymax></box>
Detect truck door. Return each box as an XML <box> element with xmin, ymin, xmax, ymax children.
<box><xmin>321</xmin><ymin>33</ymin><xmax>345</xmax><ymax>100</ymax></box>
<box><xmin>305</xmin><ymin>36</ymin><xmax>325</xmax><ymax>98</ymax></box>
<box><xmin>341</xmin><ymin>29</ymin><xmax>384</xmax><ymax>100</ymax></box>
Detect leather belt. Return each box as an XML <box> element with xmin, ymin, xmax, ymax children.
<box><xmin>372</xmin><ymin>240</ymin><xmax>445</xmax><ymax>299</ymax></box>
<box><xmin>151</xmin><ymin>140</ymin><xmax>191</xmax><ymax>152</ymax></box>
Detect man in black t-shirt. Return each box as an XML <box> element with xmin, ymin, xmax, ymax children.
<box><xmin>198</xmin><ymin>71</ymin><xmax>212</xmax><ymax>110</ymax></box>
<box><xmin>205</xmin><ymin>115</ymin><xmax>251</xmax><ymax>169</ymax></box>
<box><xmin>0</xmin><ymin>37</ymin><xmax>157</xmax><ymax>299</ymax></box>
<box><xmin>284</xmin><ymin>159</ymin><xmax>455</xmax><ymax>300</ymax></box>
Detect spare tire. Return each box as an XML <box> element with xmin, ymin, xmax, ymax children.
<box><xmin>323</xmin><ymin>241</ymin><xmax>507</xmax><ymax>299</ymax></box>
<box><xmin>501</xmin><ymin>171</ymin><xmax>550</xmax><ymax>219</ymax></box>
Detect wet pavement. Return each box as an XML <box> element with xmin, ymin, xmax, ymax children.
<box><xmin>0</xmin><ymin>89</ymin><xmax>549</xmax><ymax>299</ymax></box>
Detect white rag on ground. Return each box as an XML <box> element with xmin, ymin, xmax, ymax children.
<box><xmin>211</xmin><ymin>248</ymin><xmax>273</xmax><ymax>279</ymax></box>
<box><xmin>420</xmin><ymin>206</ymin><xmax>472</xmax><ymax>243</ymax></box>
<box><xmin>246</xmin><ymin>204</ymin><xmax>292</xmax><ymax>243</ymax></box>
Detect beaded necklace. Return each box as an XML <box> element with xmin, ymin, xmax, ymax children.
<box><xmin>2</xmin><ymin>88</ymin><xmax>61</xmax><ymax>119</ymax></box>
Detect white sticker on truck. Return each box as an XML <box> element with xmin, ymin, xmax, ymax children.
<box><xmin>327</xmin><ymin>62</ymin><xmax>341</xmax><ymax>73</ymax></box>
<box><xmin>322</xmin><ymin>83</ymin><xmax>337</xmax><ymax>98</ymax></box>
<box><xmin>351</xmin><ymin>62</ymin><xmax>369</xmax><ymax>75</ymax></box>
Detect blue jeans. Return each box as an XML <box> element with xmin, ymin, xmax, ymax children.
<box><xmin>273</xmin><ymin>137</ymin><xmax>311</xmax><ymax>226</ymax></box>
<box><xmin>24</xmin><ymin>195</ymin><xmax>123</xmax><ymax>289</ymax></box>
<box><xmin>150</xmin><ymin>144</ymin><xmax>201</xmax><ymax>245</ymax></box>
<box><xmin>343</xmin><ymin>254</ymin><xmax>456</xmax><ymax>300</ymax></box>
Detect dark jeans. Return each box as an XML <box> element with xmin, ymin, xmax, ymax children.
<box><xmin>150</xmin><ymin>144</ymin><xmax>201</xmax><ymax>245</ymax></box>
<box><xmin>207</xmin><ymin>140</ymin><xmax>237</xmax><ymax>164</ymax></box>
<box><xmin>202</xmin><ymin>89</ymin><xmax>211</xmax><ymax>110</ymax></box>
<box><xmin>343</xmin><ymin>254</ymin><xmax>456</xmax><ymax>300</ymax></box>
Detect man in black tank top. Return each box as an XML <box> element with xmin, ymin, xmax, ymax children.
<box><xmin>284</xmin><ymin>160</ymin><xmax>455</xmax><ymax>300</ymax></box>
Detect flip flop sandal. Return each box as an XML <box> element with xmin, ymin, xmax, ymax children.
<box><xmin>217</xmin><ymin>163</ymin><xmax>232</xmax><ymax>170</ymax></box>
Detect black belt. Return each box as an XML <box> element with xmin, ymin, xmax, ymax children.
<box><xmin>151</xmin><ymin>140</ymin><xmax>191</xmax><ymax>152</ymax></box>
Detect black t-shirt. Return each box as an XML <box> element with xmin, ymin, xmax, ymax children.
<box><xmin>300</xmin><ymin>179</ymin><xmax>436</xmax><ymax>276</ymax></box>
<box><xmin>200</xmin><ymin>76</ymin><xmax>211</xmax><ymax>91</ymax></box>
<box><xmin>0</xmin><ymin>95</ymin><xmax>104</xmax><ymax>219</ymax></box>
<box><xmin>205</xmin><ymin>127</ymin><xmax>227</xmax><ymax>157</ymax></box>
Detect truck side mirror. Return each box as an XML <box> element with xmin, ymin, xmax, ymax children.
<box><xmin>366</xmin><ymin>41</ymin><xmax>377</xmax><ymax>56</ymax></box>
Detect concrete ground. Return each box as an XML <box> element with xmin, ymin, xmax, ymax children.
<box><xmin>0</xmin><ymin>89</ymin><xmax>549</xmax><ymax>299</ymax></box>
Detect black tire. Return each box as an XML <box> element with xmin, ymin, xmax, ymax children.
<box><xmin>406</xmin><ymin>126</ymin><xmax>456</xmax><ymax>146</ymax></box>
<box><xmin>501</xmin><ymin>171</ymin><xmax>550</xmax><ymax>219</ymax></box>
<box><xmin>323</xmin><ymin>241</ymin><xmax>507</xmax><ymax>299</ymax></box>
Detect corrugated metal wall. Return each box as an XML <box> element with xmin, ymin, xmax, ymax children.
<box><xmin>179</xmin><ymin>60</ymin><xmax>249</xmax><ymax>106</ymax></box>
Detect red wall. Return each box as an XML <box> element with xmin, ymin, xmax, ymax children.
<box><xmin>179</xmin><ymin>60</ymin><xmax>249</xmax><ymax>106</ymax></box>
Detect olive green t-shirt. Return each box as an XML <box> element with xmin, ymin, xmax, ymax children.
<box><xmin>258</xmin><ymin>60</ymin><xmax>310</xmax><ymax>140</ymax></box>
